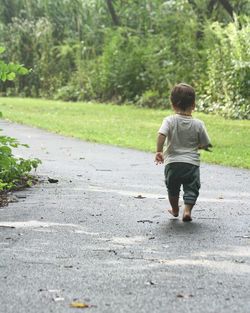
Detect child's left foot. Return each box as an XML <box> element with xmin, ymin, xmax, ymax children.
<box><xmin>168</xmin><ymin>209</ymin><xmax>179</xmax><ymax>217</ymax></box>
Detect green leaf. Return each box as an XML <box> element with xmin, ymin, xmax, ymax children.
<box><xmin>1</xmin><ymin>72</ymin><xmax>7</xmax><ymax>81</ymax></box>
<box><xmin>17</xmin><ymin>67</ymin><xmax>29</xmax><ymax>75</ymax></box>
<box><xmin>21</xmin><ymin>143</ymin><xmax>29</xmax><ymax>148</ymax></box>
<box><xmin>8</xmin><ymin>63</ymin><xmax>20</xmax><ymax>72</ymax></box>
<box><xmin>0</xmin><ymin>146</ymin><xmax>12</xmax><ymax>155</ymax></box>
<box><xmin>7</xmin><ymin>72</ymin><xmax>16</xmax><ymax>80</ymax></box>
<box><xmin>0</xmin><ymin>47</ymin><xmax>5</xmax><ymax>54</ymax></box>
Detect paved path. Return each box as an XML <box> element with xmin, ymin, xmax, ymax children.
<box><xmin>0</xmin><ymin>120</ymin><xmax>250</xmax><ymax>313</ymax></box>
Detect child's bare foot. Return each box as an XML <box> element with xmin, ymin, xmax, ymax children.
<box><xmin>168</xmin><ymin>196</ymin><xmax>179</xmax><ymax>217</ymax></box>
<box><xmin>168</xmin><ymin>208</ymin><xmax>179</xmax><ymax>217</ymax></box>
<box><xmin>182</xmin><ymin>214</ymin><xmax>192</xmax><ymax>222</ymax></box>
<box><xmin>182</xmin><ymin>204</ymin><xmax>193</xmax><ymax>222</ymax></box>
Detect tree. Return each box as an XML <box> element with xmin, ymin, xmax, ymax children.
<box><xmin>208</xmin><ymin>0</ymin><xmax>234</xmax><ymax>19</ymax></box>
<box><xmin>106</xmin><ymin>0</ymin><xmax>120</xmax><ymax>26</ymax></box>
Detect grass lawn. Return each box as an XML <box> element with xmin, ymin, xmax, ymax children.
<box><xmin>0</xmin><ymin>97</ymin><xmax>249</xmax><ymax>169</ymax></box>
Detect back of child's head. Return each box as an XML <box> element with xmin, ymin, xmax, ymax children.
<box><xmin>170</xmin><ymin>83</ymin><xmax>195</xmax><ymax>111</ymax></box>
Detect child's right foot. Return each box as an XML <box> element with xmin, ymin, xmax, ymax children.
<box><xmin>168</xmin><ymin>209</ymin><xmax>179</xmax><ymax>217</ymax></box>
<box><xmin>182</xmin><ymin>214</ymin><xmax>192</xmax><ymax>222</ymax></box>
<box><xmin>182</xmin><ymin>204</ymin><xmax>194</xmax><ymax>222</ymax></box>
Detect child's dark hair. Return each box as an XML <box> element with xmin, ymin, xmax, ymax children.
<box><xmin>170</xmin><ymin>83</ymin><xmax>195</xmax><ymax>110</ymax></box>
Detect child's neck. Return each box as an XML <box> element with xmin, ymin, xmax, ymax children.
<box><xmin>175</xmin><ymin>111</ymin><xmax>192</xmax><ymax>117</ymax></box>
<box><xmin>173</xmin><ymin>105</ymin><xmax>194</xmax><ymax>117</ymax></box>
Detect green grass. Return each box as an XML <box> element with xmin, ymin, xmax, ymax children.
<box><xmin>0</xmin><ymin>97</ymin><xmax>250</xmax><ymax>169</ymax></box>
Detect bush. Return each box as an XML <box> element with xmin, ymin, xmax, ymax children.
<box><xmin>0</xmin><ymin>132</ymin><xmax>41</xmax><ymax>191</ymax></box>
<box><xmin>99</xmin><ymin>28</ymin><xmax>150</xmax><ymax>102</ymax></box>
<box><xmin>136</xmin><ymin>90</ymin><xmax>169</xmax><ymax>108</ymax></box>
<box><xmin>198</xmin><ymin>18</ymin><xmax>250</xmax><ymax>119</ymax></box>
<box><xmin>0</xmin><ymin>46</ymin><xmax>41</xmax><ymax>192</ymax></box>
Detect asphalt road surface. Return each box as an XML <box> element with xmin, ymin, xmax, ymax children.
<box><xmin>0</xmin><ymin>120</ymin><xmax>250</xmax><ymax>313</ymax></box>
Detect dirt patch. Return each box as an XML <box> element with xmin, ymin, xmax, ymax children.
<box><xmin>0</xmin><ymin>175</ymin><xmax>39</xmax><ymax>208</ymax></box>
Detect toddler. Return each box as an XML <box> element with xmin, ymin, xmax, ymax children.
<box><xmin>155</xmin><ymin>83</ymin><xmax>211</xmax><ymax>221</ymax></box>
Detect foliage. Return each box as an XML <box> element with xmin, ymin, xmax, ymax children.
<box><xmin>136</xmin><ymin>90</ymin><xmax>168</xmax><ymax>109</ymax></box>
<box><xmin>0</xmin><ymin>47</ymin><xmax>28</xmax><ymax>81</ymax></box>
<box><xmin>0</xmin><ymin>0</ymin><xmax>249</xmax><ymax>119</ymax></box>
<box><xmin>0</xmin><ymin>46</ymin><xmax>41</xmax><ymax>192</ymax></box>
<box><xmin>198</xmin><ymin>17</ymin><xmax>250</xmax><ymax>119</ymax></box>
<box><xmin>0</xmin><ymin>132</ymin><xmax>41</xmax><ymax>190</ymax></box>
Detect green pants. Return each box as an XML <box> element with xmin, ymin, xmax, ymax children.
<box><xmin>164</xmin><ymin>162</ymin><xmax>200</xmax><ymax>205</ymax></box>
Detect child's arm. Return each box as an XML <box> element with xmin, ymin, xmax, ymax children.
<box><xmin>155</xmin><ymin>133</ymin><xmax>166</xmax><ymax>164</ymax></box>
<box><xmin>198</xmin><ymin>122</ymin><xmax>212</xmax><ymax>152</ymax></box>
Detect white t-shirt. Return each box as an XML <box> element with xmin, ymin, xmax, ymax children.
<box><xmin>158</xmin><ymin>114</ymin><xmax>211</xmax><ymax>166</ymax></box>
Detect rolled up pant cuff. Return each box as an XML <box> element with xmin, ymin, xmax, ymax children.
<box><xmin>183</xmin><ymin>198</ymin><xmax>197</xmax><ymax>205</ymax></box>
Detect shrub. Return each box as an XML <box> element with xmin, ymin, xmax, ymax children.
<box><xmin>0</xmin><ymin>128</ymin><xmax>41</xmax><ymax>191</ymax></box>
<box><xmin>198</xmin><ymin>18</ymin><xmax>250</xmax><ymax>119</ymax></box>
<box><xmin>99</xmin><ymin>28</ymin><xmax>150</xmax><ymax>102</ymax></box>
<box><xmin>0</xmin><ymin>47</ymin><xmax>41</xmax><ymax>192</ymax></box>
<box><xmin>136</xmin><ymin>90</ymin><xmax>169</xmax><ymax>108</ymax></box>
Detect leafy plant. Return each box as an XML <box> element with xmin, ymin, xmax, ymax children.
<box><xmin>0</xmin><ymin>47</ymin><xmax>28</xmax><ymax>81</ymax></box>
<box><xmin>198</xmin><ymin>17</ymin><xmax>250</xmax><ymax>119</ymax></box>
<box><xmin>0</xmin><ymin>131</ymin><xmax>41</xmax><ymax>190</ymax></box>
<box><xmin>0</xmin><ymin>0</ymin><xmax>250</xmax><ymax>119</ymax></box>
<box><xmin>0</xmin><ymin>46</ymin><xmax>41</xmax><ymax>192</ymax></box>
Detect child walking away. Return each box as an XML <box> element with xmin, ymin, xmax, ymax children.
<box><xmin>155</xmin><ymin>83</ymin><xmax>212</xmax><ymax>222</ymax></box>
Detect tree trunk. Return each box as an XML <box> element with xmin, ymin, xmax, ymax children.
<box><xmin>208</xmin><ymin>0</ymin><xmax>217</xmax><ymax>15</ymax></box>
<box><xmin>106</xmin><ymin>0</ymin><xmax>120</xmax><ymax>26</ymax></box>
<box><xmin>208</xmin><ymin>0</ymin><xmax>234</xmax><ymax>20</ymax></box>
<box><xmin>219</xmin><ymin>0</ymin><xmax>234</xmax><ymax>19</ymax></box>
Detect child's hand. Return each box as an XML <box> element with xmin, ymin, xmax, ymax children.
<box><xmin>199</xmin><ymin>143</ymin><xmax>213</xmax><ymax>152</ymax></box>
<box><xmin>155</xmin><ymin>152</ymin><xmax>164</xmax><ymax>164</ymax></box>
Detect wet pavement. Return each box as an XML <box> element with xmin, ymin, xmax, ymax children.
<box><xmin>0</xmin><ymin>120</ymin><xmax>250</xmax><ymax>313</ymax></box>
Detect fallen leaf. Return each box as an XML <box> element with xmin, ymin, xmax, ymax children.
<box><xmin>16</xmin><ymin>195</ymin><xmax>26</xmax><ymax>199</ymax></box>
<box><xmin>137</xmin><ymin>220</ymin><xmax>153</xmax><ymax>224</ymax></box>
<box><xmin>48</xmin><ymin>178</ymin><xmax>59</xmax><ymax>183</ymax></box>
<box><xmin>70</xmin><ymin>302</ymin><xmax>89</xmax><ymax>308</ymax></box>
<box><xmin>176</xmin><ymin>294</ymin><xmax>184</xmax><ymax>298</ymax></box>
<box><xmin>134</xmin><ymin>195</ymin><xmax>146</xmax><ymax>199</ymax></box>
<box><xmin>177</xmin><ymin>293</ymin><xmax>194</xmax><ymax>299</ymax></box>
